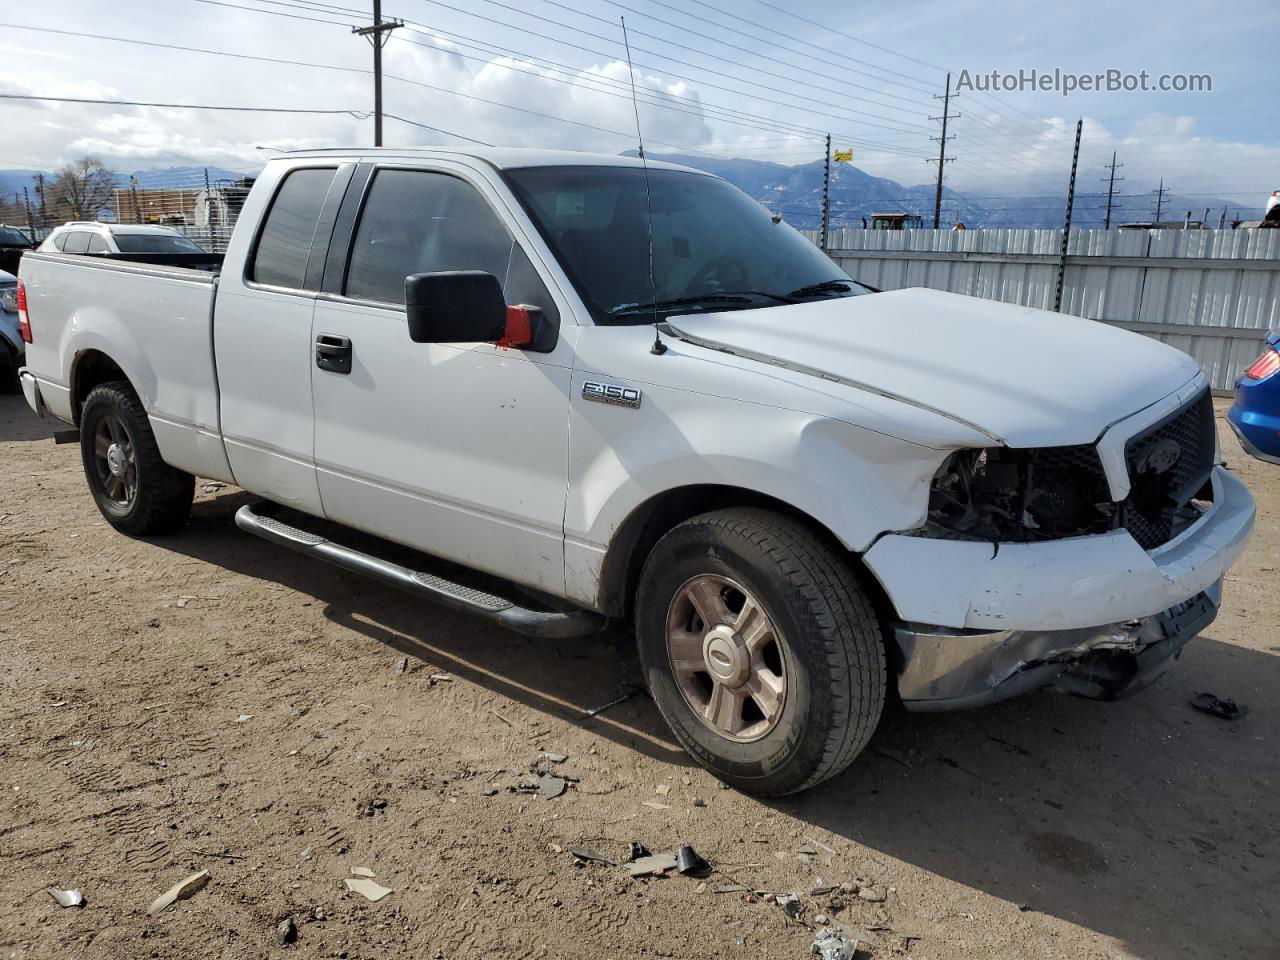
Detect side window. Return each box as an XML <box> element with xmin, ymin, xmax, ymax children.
<box><xmin>62</xmin><ymin>231</ymin><xmax>91</xmax><ymax>254</ymax></box>
<box><xmin>346</xmin><ymin>170</ymin><xmax>543</xmax><ymax>310</ymax></box>
<box><xmin>250</xmin><ymin>167</ymin><xmax>337</xmax><ymax>289</ymax></box>
<box><xmin>86</xmin><ymin>234</ymin><xmax>110</xmax><ymax>253</ymax></box>
<box><xmin>48</xmin><ymin>232</ymin><xmax>67</xmax><ymax>251</ymax></box>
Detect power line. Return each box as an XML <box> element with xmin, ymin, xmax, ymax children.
<box><xmin>0</xmin><ymin>92</ymin><xmax>490</xmax><ymax>143</ymax></box>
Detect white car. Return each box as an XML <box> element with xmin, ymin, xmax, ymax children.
<box><xmin>38</xmin><ymin>222</ymin><xmax>206</xmax><ymax>256</ymax></box>
<box><xmin>14</xmin><ymin>148</ymin><xmax>1256</xmax><ymax>795</ymax></box>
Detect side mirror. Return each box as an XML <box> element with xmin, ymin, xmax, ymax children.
<box><xmin>404</xmin><ymin>270</ymin><xmax>558</xmax><ymax>353</ymax></box>
<box><xmin>405</xmin><ymin>270</ymin><xmax>506</xmax><ymax>344</ymax></box>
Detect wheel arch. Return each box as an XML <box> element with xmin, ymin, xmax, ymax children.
<box><xmin>70</xmin><ymin>349</ymin><xmax>132</xmax><ymax>425</ymax></box>
<box><xmin>594</xmin><ymin>483</ymin><xmax>893</xmax><ymax>624</ymax></box>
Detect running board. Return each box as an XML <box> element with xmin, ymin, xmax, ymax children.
<box><xmin>234</xmin><ymin>503</ymin><xmax>605</xmax><ymax>639</ymax></box>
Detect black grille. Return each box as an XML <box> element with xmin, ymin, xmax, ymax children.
<box><xmin>1120</xmin><ymin>388</ymin><xmax>1216</xmax><ymax>550</ymax></box>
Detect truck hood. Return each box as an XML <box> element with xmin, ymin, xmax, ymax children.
<box><xmin>665</xmin><ymin>287</ymin><xmax>1202</xmax><ymax>447</ymax></box>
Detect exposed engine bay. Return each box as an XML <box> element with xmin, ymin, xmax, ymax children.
<box><xmin>924</xmin><ymin>442</ymin><xmax>1213</xmax><ymax>545</ymax></box>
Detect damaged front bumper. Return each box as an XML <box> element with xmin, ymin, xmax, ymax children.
<box><xmin>895</xmin><ymin>584</ymin><xmax>1219</xmax><ymax>710</ymax></box>
<box><xmin>865</xmin><ymin>464</ymin><xmax>1255</xmax><ymax>711</ymax></box>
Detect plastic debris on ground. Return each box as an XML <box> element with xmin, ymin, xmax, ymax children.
<box><xmin>350</xmin><ymin>867</ymin><xmax>376</xmax><ymax>878</ymax></box>
<box><xmin>538</xmin><ymin>774</ymin><xmax>567</xmax><ymax>799</ymax></box>
<box><xmin>627</xmin><ymin>853</ymin><xmax>679</xmax><ymax>877</ymax></box>
<box><xmin>393</xmin><ymin>656</ymin><xmax>408</xmax><ymax>674</ymax></box>
<box><xmin>676</xmin><ymin>845</ymin><xmax>711</xmax><ymax>878</ymax></box>
<box><xmin>774</xmin><ymin>892</ymin><xmax>801</xmax><ymax>918</ymax></box>
<box><xmin>147</xmin><ymin>870</ymin><xmax>210</xmax><ymax>915</ymax></box>
<box><xmin>344</xmin><ymin>877</ymin><xmax>392</xmax><ymax>902</ymax></box>
<box><xmin>46</xmin><ymin>887</ymin><xmax>84</xmax><ymax>908</ymax></box>
<box><xmin>1191</xmin><ymin>692</ymin><xmax>1248</xmax><ymax>720</ymax></box>
<box><xmin>569</xmin><ymin>846</ymin><xmax>617</xmax><ymax>866</ymax></box>
<box><xmin>627</xmin><ymin>842</ymin><xmax>651</xmax><ymax>862</ymax></box>
<box><xmin>811</xmin><ymin>928</ymin><xmax>861</xmax><ymax>960</ymax></box>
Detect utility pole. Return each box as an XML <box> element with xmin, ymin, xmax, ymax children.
<box><xmin>1054</xmin><ymin>118</ymin><xmax>1083</xmax><ymax>314</ymax></box>
<box><xmin>353</xmin><ymin>0</ymin><xmax>403</xmax><ymax>147</ymax></box>
<box><xmin>928</xmin><ymin>72</ymin><xmax>957</xmax><ymax>229</ymax></box>
<box><xmin>22</xmin><ymin>186</ymin><xmax>36</xmax><ymax>239</ymax></box>
<box><xmin>1152</xmin><ymin>178</ymin><xmax>1168</xmax><ymax>225</ymax></box>
<box><xmin>35</xmin><ymin>173</ymin><xmax>46</xmax><ymax>230</ymax></box>
<box><xmin>129</xmin><ymin>176</ymin><xmax>142</xmax><ymax>224</ymax></box>
<box><xmin>1102</xmin><ymin>150</ymin><xmax>1123</xmax><ymax>229</ymax></box>
<box><xmin>820</xmin><ymin>133</ymin><xmax>831</xmax><ymax>252</ymax></box>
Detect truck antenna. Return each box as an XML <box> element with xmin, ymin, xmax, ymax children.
<box><xmin>621</xmin><ymin>16</ymin><xmax>666</xmax><ymax>356</ymax></box>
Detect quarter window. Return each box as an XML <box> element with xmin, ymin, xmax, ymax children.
<box><xmin>250</xmin><ymin>167</ymin><xmax>337</xmax><ymax>289</ymax></box>
<box><xmin>345</xmin><ymin>169</ymin><xmax>552</xmax><ymax>319</ymax></box>
<box><xmin>62</xmin><ymin>231</ymin><xmax>91</xmax><ymax>254</ymax></box>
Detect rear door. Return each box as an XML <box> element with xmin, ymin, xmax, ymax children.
<box><xmin>214</xmin><ymin>163</ymin><xmax>353</xmax><ymax>513</ymax></box>
<box><xmin>309</xmin><ymin>162</ymin><xmax>575</xmax><ymax>595</ymax></box>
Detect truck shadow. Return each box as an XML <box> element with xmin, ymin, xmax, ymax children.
<box><xmin>0</xmin><ymin>391</ymin><xmax>58</xmax><ymax>442</ymax></box>
<box><xmin>163</xmin><ymin>490</ymin><xmax>1277</xmax><ymax>960</ymax></box>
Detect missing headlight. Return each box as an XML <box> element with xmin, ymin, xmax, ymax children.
<box><xmin>926</xmin><ymin>445</ymin><xmax>1116</xmax><ymax>542</ymax></box>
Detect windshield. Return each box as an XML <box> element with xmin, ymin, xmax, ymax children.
<box><xmin>113</xmin><ymin>233</ymin><xmax>205</xmax><ymax>254</ymax></box>
<box><xmin>503</xmin><ymin>165</ymin><xmax>865</xmax><ymax>324</ymax></box>
<box><xmin>0</xmin><ymin>226</ymin><xmax>30</xmax><ymax>246</ymax></box>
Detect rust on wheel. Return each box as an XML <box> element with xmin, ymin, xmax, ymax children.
<box><xmin>92</xmin><ymin>414</ymin><xmax>137</xmax><ymax>506</ymax></box>
<box><xmin>665</xmin><ymin>574</ymin><xmax>788</xmax><ymax>742</ymax></box>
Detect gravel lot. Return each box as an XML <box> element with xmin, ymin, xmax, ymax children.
<box><xmin>0</xmin><ymin>392</ymin><xmax>1276</xmax><ymax>960</ymax></box>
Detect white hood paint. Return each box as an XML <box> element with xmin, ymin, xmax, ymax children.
<box><xmin>665</xmin><ymin>288</ymin><xmax>1202</xmax><ymax>447</ymax></box>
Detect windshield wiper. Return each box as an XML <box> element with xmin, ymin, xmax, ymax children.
<box><xmin>785</xmin><ymin>278</ymin><xmax>879</xmax><ymax>297</ymax></box>
<box><xmin>610</xmin><ymin>291</ymin><xmax>793</xmax><ymax>316</ymax></box>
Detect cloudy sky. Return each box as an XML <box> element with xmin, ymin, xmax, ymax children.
<box><xmin>1</xmin><ymin>0</ymin><xmax>1276</xmax><ymax>213</ymax></box>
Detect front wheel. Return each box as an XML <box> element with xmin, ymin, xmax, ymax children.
<box><xmin>635</xmin><ymin>508</ymin><xmax>886</xmax><ymax>796</ymax></box>
<box><xmin>80</xmin><ymin>381</ymin><xmax>193</xmax><ymax>535</ymax></box>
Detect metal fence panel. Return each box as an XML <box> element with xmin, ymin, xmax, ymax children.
<box><xmin>804</xmin><ymin>227</ymin><xmax>1280</xmax><ymax>392</ymax></box>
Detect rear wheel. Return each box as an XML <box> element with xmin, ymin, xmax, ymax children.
<box><xmin>80</xmin><ymin>381</ymin><xmax>193</xmax><ymax>535</ymax></box>
<box><xmin>635</xmin><ymin>508</ymin><xmax>886</xmax><ymax>796</ymax></box>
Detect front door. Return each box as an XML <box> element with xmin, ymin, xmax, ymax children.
<box><xmin>309</xmin><ymin>164</ymin><xmax>575</xmax><ymax>595</ymax></box>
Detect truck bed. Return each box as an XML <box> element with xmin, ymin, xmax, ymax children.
<box><xmin>18</xmin><ymin>250</ymin><xmax>231</xmax><ymax>481</ymax></box>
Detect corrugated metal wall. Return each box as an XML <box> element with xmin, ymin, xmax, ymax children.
<box><xmin>802</xmin><ymin>228</ymin><xmax>1280</xmax><ymax>392</ymax></box>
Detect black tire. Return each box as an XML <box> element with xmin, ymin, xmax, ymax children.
<box><xmin>79</xmin><ymin>381</ymin><xmax>193</xmax><ymax>535</ymax></box>
<box><xmin>635</xmin><ymin>508</ymin><xmax>886</xmax><ymax>796</ymax></box>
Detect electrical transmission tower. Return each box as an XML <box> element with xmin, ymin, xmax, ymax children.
<box><xmin>1102</xmin><ymin>151</ymin><xmax>1124</xmax><ymax>229</ymax></box>
<box><xmin>353</xmin><ymin>1</ymin><xmax>403</xmax><ymax>146</ymax></box>
<box><xmin>927</xmin><ymin>72</ymin><xmax>958</xmax><ymax>230</ymax></box>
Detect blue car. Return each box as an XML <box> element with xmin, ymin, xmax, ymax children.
<box><xmin>1228</xmin><ymin>331</ymin><xmax>1280</xmax><ymax>465</ymax></box>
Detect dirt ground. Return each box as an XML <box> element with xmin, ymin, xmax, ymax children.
<box><xmin>0</xmin><ymin>392</ymin><xmax>1276</xmax><ymax>960</ymax></box>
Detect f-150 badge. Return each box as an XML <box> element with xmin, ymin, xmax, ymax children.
<box><xmin>582</xmin><ymin>380</ymin><xmax>641</xmax><ymax>409</ymax></box>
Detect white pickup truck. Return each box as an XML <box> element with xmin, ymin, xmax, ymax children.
<box><xmin>17</xmin><ymin>149</ymin><xmax>1255</xmax><ymax>795</ymax></box>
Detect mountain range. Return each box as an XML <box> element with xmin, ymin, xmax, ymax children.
<box><xmin>0</xmin><ymin>159</ymin><xmax>1248</xmax><ymax>229</ymax></box>
<box><xmin>644</xmin><ymin>153</ymin><xmax>1247</xmax><ymax>230</ymax></box>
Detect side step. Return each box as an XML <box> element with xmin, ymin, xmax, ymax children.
<box><xmin>234</xmin><ymin>503</ymin><xmax>605</xmax><ymax>639</ymax></box>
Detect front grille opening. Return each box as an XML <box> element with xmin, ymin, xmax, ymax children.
<box><xmin>1120</xmin><ymin>389</ymin><xmax>1216</xmax><ymax>550</ymax></box>
<box><xmin>924</xmin><ymin>389</ymin><xmax>1216</xmax><ymax>551</ymax></box>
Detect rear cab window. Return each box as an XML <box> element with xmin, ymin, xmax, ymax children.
<box><xmin>249</xmin><ymin>167</ymin><xmax>338</xmax><ymax>290</ymax></box>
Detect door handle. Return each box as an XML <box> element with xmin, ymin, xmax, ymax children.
<box><xmin>315</xmin><ymin>334</ymin><xmax>352</xmax><ymax>375</ymax></box>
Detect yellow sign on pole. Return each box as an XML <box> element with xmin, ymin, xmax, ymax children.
<box><xmin>833</xmin><ymin>148</ymin><xmax>853</xmax><ymax>163</ymax></box>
